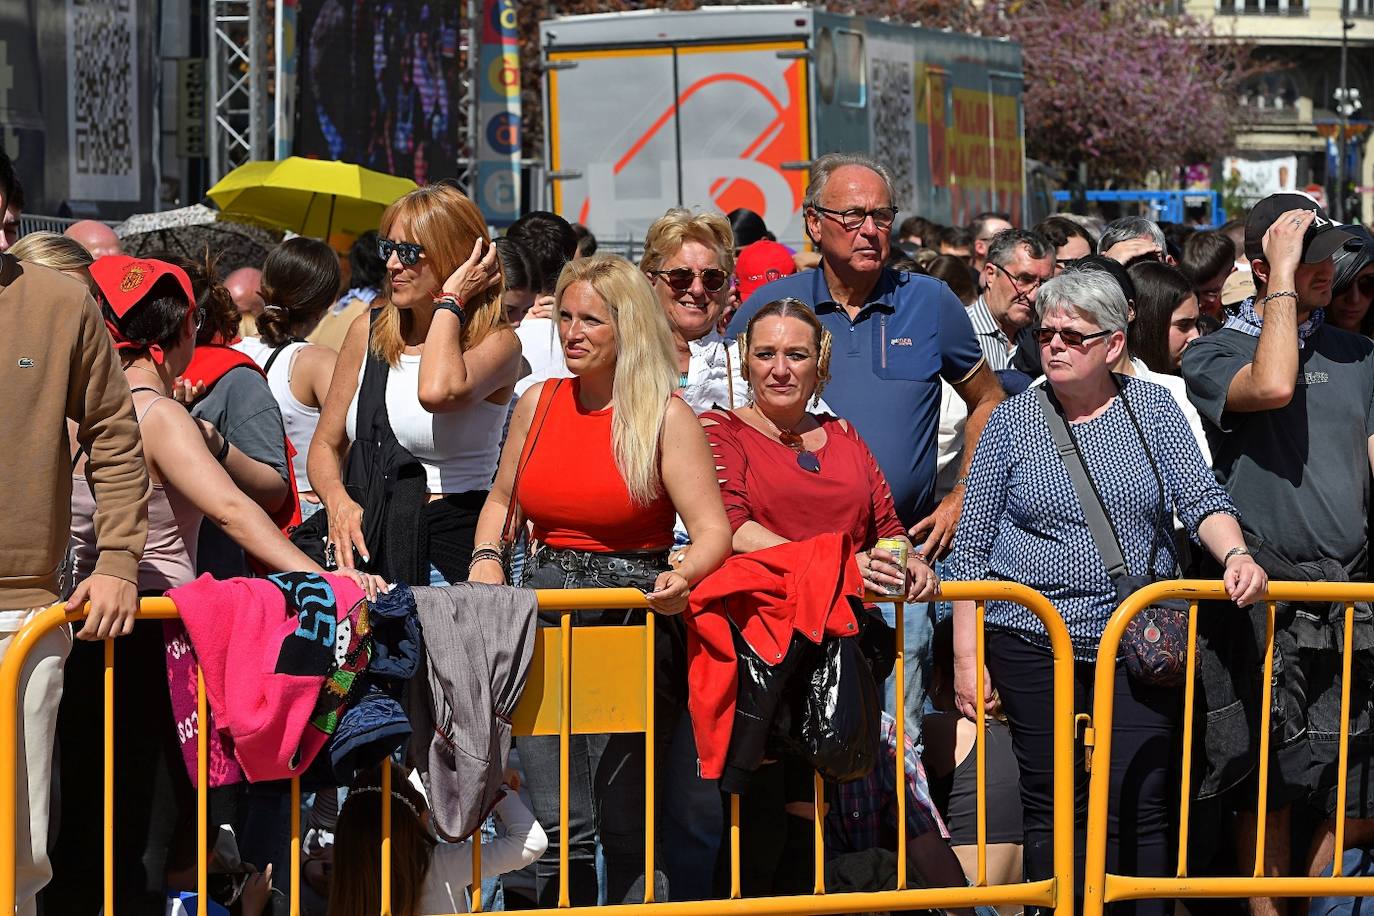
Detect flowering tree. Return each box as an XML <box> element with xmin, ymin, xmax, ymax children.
<box><xmin>516</xmin><ymin>0</ymin><xmax>1266</xmax><ymax>184</ymax></box>
<box><xmin>828</xmin><ymin>0</ymin><xmax>1269</xmax><ymax>183</ymax></box>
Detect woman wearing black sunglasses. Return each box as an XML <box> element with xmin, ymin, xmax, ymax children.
<box><xmin>308</xmin><ymin>184</ymin><xmax>519</xmax><ymax>585</ymax></box>
<box><xmin>1327</xmin><ymin>225</ymin><xmax>1374</xmax><ymax>338</ymax></box>
<box><xmin>639</xmin><ymin>209</ymin><xmax>751</xmax><ymax>414</ymax></box>
<box><xmin>947</xmin><ymin>269</ymin><xmax>1265</xmax><ymax>916</ymax></box>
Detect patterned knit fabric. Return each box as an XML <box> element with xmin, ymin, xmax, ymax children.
<box><xmin>947</xmin><ymin>375</ymin><xmax>1237</xmax><ymax>660</ymax></box>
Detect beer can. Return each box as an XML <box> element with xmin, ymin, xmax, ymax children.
<box><xmin>873</xmin><ymin>537</ymin><xmax>909</xmax><ymax>597</ymax></box>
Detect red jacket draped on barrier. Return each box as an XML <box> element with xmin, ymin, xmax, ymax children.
<box><xmin>684</xmin><ymin>532</ymin><xmax>863</xmax><ymax>780</ymax></box>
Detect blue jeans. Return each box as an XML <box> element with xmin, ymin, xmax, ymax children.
<box><xmin>514</xmin><ymin>547</ymin><xmax>677</xmax><ymax>905</ymax></box>
<box><xmin>662</xmin><ymin>716</ymin><xmax>723</xmax><ymax>900</ymax></box>
<box><xmin>880</xmin><ymin>599</ymin><xmax>934</xmax><ymax>755</ymax></box>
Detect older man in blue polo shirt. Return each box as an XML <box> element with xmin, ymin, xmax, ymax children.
<box><xmin>728</xmin><ymin>151</ymin><xmax>1006</xmax><ymax>744</ymax></box>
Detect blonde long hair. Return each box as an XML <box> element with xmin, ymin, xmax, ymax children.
<box><xmin>372</xmin><ymin>184</ymin><xmax>507</xmax><ymax>366</ymax></box>
<box><xmin>9</xmin><ymin>231</ymin><xmax>94</xmax><ymax>273</ymax></box>
<box><xmin>555</xmin><ymin>255</ymin><xmax>678</xmax><ymax>505</ymax></box>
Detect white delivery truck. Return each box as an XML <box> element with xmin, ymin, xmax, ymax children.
<box><xmin>541</xmin><ymin>4</ymin><xmax>1026</xmax><ymax>247</ymax></box>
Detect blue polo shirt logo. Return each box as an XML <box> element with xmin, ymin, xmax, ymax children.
<box><xmin>890</xmin><ymin>337</ymin><xmax>913</xmax><ymax>347</ymax></box>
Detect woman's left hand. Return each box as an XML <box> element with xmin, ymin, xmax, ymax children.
<box><xmin>441</xmin><ymin>237</ymin><xmax>502</xmax><ymax>304</ymax></box>
<box><xmin>336</xmin><ymin>566</ymin><xmax>389</xmax><ymax>601</ymax></box>
<box><xmin>645</xmin><ymin>570</ymin><xmax>690</xmax><ymax>616</ymax></box>
<box><xmin>857</xmin><ymin>549</ymin><xmax>905</xmax><ymax>597</ymax></box>
<box><xmin>905</xmin><ymin>553</ymin><xmax>940</xmax><ymax>602</ymax></box>
<box><xmin>1224</xmin><ymin>555</ymin><xmax>1267</xmax><ymax>608</ymax></box>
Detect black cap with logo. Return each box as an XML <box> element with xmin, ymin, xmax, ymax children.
<box><xmin>1244</xmin><ymin>193</ymin><xmax>1354</xmax><ymax>264</ymax></box>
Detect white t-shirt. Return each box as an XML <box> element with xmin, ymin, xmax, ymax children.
<box><xmin>514</xmin><ymin>318</ymin><xmax>571</xmax><ymax>399</ymax></box>
<box><xmin>419</xmin><ymin>792</ymin><xmax>548</xmax><ymax>915</ymax></box>
<box><xmin>1129</xmin><ymin>358</ymin><xmax>1211</xmax><ymax>465</ymax></box>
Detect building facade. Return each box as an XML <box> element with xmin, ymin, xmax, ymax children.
<box><xmin>1188</xmin><ymin>0</ymin><xmax>1374</xmax><ymax>222</ymax></box>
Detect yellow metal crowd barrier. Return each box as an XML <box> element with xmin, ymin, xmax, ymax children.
<box><xmin>1082</xmin><ymin>580</ymin><xmax>1374</xmax><ymax>916</ymax></box>
<box><xmin>0</xmin><ymin>582</ymin><xmax>1076</xmax><ymax>916</ymax></box>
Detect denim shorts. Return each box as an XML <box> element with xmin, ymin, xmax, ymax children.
<box><xmin>1268</xmin><ymin>617</ymin><xmax>1374</xmax><ymax>818</ymax></box>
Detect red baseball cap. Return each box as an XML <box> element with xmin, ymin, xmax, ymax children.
<box><xmin>735</xmin><ymin>240</ymin><xmax>796</xmax><ymax>303</ymax></box>
<box><xmin>89</xmin><ymin>255</ymin><xmax>195</xmax><ymax>318</ymax></box>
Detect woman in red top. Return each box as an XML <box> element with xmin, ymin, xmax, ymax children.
<box><xmin>701</xmin><ymin>297</ymin><xmax>938</xmax><ymax>600</ymax></box>
<box><xmin>698</xmin><ymin>296</ymin><xmax>940</xmax><ymax>895</ymax></box>
<box><xmin>470</xmin><ymin>254</ymin><xmax>731</xmax><ymax>906</ymax></box>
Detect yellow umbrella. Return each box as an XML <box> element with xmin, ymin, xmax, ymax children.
<box><xmin>206</xmin><ymin>157</ymin><xmax>418</xmax><ymax>240</ymax></box>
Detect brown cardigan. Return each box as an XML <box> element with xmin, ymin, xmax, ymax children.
<box><xmin>0</xmin><ymin>254</ymin><xmax>148</xmax><ymax>611</ymax></box>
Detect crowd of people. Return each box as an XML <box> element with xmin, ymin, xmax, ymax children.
<box><xmin>3</xmin><ymin>139</ymin><xmax>1374</xmax><ymax>916</ymax></box>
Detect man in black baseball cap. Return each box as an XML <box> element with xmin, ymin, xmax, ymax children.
<box><xmin>1243</xmin><ymin>192</ymin><xmax>1353</xmax><ymax>266</ymax></box>
<box><xmin>1183</xmin><ymin>195</ymin><xmax>1374</xmax><ymax>911</ymax></box>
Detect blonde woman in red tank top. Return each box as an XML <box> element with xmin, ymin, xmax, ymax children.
<box><xmin>469</xmin><ymin>254</ymin><xmax>731</xmax><ymax>905</ymax></box>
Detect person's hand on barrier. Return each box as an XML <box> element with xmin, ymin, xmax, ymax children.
<box><xmin>1224</xmin><ymin>552</ymin><xmax>1268</xmax><ymax>608</ymax></box>
<box><xmin>241</xmin><ymin>863</ymin><xmax>273</xmax><ymax>916</ymax></box>
<box><xmin>468</xmin><ymin>554</ymin><xmax>506</xmax><ymax>586</ymax></box>
<box><xmin>336</xmin><ymin>567</ymin><xmax>388</xmax><ymax>601</ymax></box>
<box><xmin>327</xmin><ymin>497</ymin><xmax>369</xmax><ymax>570</ymax></box>
<box><xmin>526</xmin><ymin>294</ymin><xmax>556</xmax><ymax>322</ymax></box>
<box><xmin>857</xmin><ymin>548</ymin><xmax>905</xmax><ymax>597</ymax></box>
<box><xmin>645</xmin><ymin>570</ymin><xmax>690</xmax><ymax>615</ymax></box>
<box><xmin>904</xmin><ymin>553</ymin><xmax>940</xmax><ymax>603</ymax></box>
<box><xmin>953</xmin><ymin>653</ymin><xmax>995</xmax><ymax>721</ymax></box>
<box><xmin>440</xmin><ymin>237</ymin><xmax>503</xmax><ymax>306</ymax></box>
<box><xmin>69</xmin><ymin>573</ymin><xmax>138</xmax><ymax>640</ymax></box>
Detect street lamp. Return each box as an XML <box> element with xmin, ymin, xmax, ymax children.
<box><xmin>1335</xmin><ymin>2</ymin><xmax>1360</xmax><ymax>221</ymax></box>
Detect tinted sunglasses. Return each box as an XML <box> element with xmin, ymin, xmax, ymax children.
<box><xmin>1034</xmin><ymin>326</ymin><xmax>1112</xmax><ymax>347</ymax></box>
<box><xmin>377</xmin><ymin>238</ymin><xmax>425</xmax><ymax>267</ymax></box>
<box><xmin>650</xmin><ymin>267</ymin><xmax>729</xmax><ymax>293</ymax></box>
<box><xmin>1354</xmin><ymin>275</ymin><xmax>1374</xmax><ymax>299</ymax></box>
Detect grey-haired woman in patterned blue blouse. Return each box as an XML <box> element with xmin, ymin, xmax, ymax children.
<box><xmin>946</xmin><ymin>269</ymin><xmax>1267</xmax><ymax>916</ymax></box>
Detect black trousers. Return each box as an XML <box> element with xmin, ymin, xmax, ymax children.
<box><xmin>987</xmin><ymin>630</ymin><xmax>1179</xmax><ymax>916</ymax></box>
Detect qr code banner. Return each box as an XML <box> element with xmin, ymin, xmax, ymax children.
<box><xmin>66</xmin><ymin>0</ymin><xmax>141</xmax><ymax>201</ymax></box>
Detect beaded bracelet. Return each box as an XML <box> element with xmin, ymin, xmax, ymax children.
<box><xmin>1258</xmin><ymin>290</ymin><xmax>1298</xmax><ymax>306</ymax></box>
<box><xmin>470</xmin><ymin>548</ymin><xmax>504</xmax><ymax>567</ymax></box>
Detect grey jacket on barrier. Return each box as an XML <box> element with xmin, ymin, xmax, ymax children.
<box><xmin>406</xmin><ymin>583</ymin><xmax>539</xmax><ymax>840</ymax></box>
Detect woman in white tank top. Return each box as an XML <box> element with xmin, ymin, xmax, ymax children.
<box><xmin>233</xmin><ymin>237</ymin><xmax>341</xmax><ymax>517</ymax></box>
<box><xmin>308</xmin><ymin>185</ymin><xmax>521</xmax><ymax>585</ymax></box>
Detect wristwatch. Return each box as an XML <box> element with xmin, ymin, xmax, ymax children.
<box><xmin>432</xmin><ymin>293</ymin><xmax>468</xmax><ymax>325</ymax></box>
<box><xmin>1223</xmin><ymin>546</ymin><xmax>1251</xmax><ymax>564</ymax></box>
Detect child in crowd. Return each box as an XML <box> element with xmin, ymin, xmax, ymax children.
<box><xmin>327</xmin><ymin>763</ymin><xmax>546</xmax><ymax>916</ymax></box>
<box><xmin>923</xmin><ymin>617</ymin><xmax>1025</xmax><ymax>914</ymax></box>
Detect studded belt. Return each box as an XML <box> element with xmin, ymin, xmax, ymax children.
<box><xmin>530</xmin><ymin>544</ymin><xmax>670</xmax><ymax>580</ymax></box>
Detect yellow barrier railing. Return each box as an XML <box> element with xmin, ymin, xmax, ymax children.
<box><xmin>1083</xmin><ymin>580</ymin><xmax>1374</xmax><ymax>916</ymax></box>
<box><xmin>0</xmin><ymin>581</ymin><xmax>1076</xmax><ymax>915</ymax></box>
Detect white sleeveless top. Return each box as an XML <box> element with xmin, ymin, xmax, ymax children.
<box><xmin>344</xmin><ymin>352</ymin><xmax>505</xmax><ymax>494</ymax></box>
<box><xmin>233</xmin><ymin>336</ymin><xmax>319</xmax><ymax>492</ymax></box>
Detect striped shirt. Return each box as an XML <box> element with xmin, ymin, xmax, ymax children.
<box><xmin>967</xmin><ymin>296</ymin><xmax>1016</xmax><ymax>371</ymax></box>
